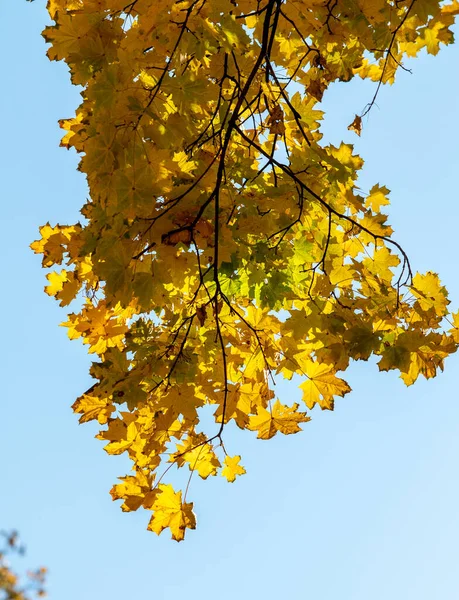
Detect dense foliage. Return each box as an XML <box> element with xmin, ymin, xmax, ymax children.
<box><xmin>33</xmin><ymin>0</ymin><xmax>459</xmax><ymax>540</ymax></box>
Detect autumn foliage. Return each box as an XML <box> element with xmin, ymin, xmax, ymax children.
<box><xmin>0</xmin><ymin>531</ymin><xmax>46</xmax><ymax>599</ymax></box>
<box><xmin>33</xmin><ymin>0</ymin><xmax>459</xmax><ymax>540</ymax></box>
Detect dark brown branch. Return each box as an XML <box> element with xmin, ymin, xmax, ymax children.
<box><xmin>235</xmin><ymin>124</ymin><xmax>413</xmax><ymax>285</ymax></box>
<box><xmin>361</xmin><ymin>0</ymin><xmax>417</xmax><ymax>117</ymax></box>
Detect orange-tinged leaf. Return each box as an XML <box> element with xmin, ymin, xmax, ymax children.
<box><xmin>442</xmin><ymin>0</ymin><xmax>459</xmax><ymax>15</ymax></box>
<box><xmin>347</xmin><ymin>114</ymin><xmax>362</xmax><ymax>136</ymax></box>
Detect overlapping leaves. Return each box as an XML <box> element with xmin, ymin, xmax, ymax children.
<box><xmin>34</xmin><ymin>0</ymin><xmax>458</xmax><ymax>539</ymax></box>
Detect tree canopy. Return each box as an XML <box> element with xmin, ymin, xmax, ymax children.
<box><xmin>32</xmin><ymin>0</ymin><xmax>459</xmax><ymax>540</ymax></box>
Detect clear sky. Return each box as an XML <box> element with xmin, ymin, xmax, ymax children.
<box><xmin>1</xmin><ymin>3</ymin><xmax>459</xmax><ymax>599</ymax></box>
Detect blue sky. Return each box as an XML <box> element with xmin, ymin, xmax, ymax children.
<box><xmin>1</xmin><ymin>3</ymin><xmax>459</xmax><ymax>599</ymax></box>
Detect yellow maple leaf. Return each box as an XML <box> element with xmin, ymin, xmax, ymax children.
<box><xmin>172</xmin><ymin>150</ymin><xmax>198</xmax><ymax>175</ymax></box>
<box><xmin>61</xmin><ymin>300</ymin><xmax>131</xmax><ymax>354</ymax></box>
<box><xmin>59</xmin><ymin>112</ymin><xmax>84</xmax><ymax>148</ymax></box>
<box><xmin>47</xmin><ymin>0</ymin><xmax>82</xmax><ymax>20</ymax></box>
<box><xmin>248</xmin><ymin>400</ymin><xmax>310</xmax><ymax>440</ymax></box>
<box><xmin>364</xmin><ymin>184</ymin><xmax>391</xmax><ymax>212</ymax></box>
<box><xmin>449</xmin><ymin>311</ymin><xmax>459</xmax><ymax>343</ymax></box>
<box><xmin>110</xmin><ymin>469</ymin><xmax>154</xmax><ymax>512</ymax></box>
<box><xmin>31</xmin><ymin>223</ymin><xmax>80</xmax><ymax>267</ymax></box>
<box><xmin>299</xmin><ymin>361</ymin><xmax>351</xmax><ymax>410</ymax></box>
<box><xmin>103</xmin><ymin>421</ymin><xmax>137</xmax><ymax>456</ymax></box>
<box><xmin>400</xmin><ymin>342</ymin><xmax>450</xmax><ymax>386</ymax></box>
<box><xmin>147</xmin><ymin>484</ymin><xmax>196</xmax><ymax>542</ymax></box>
<box><xmin>329</xmin><ymin>263</ymin><xmax>355</xmax><ymax>287</ymax></box>
<box><xmin>442</xmin><ymin>0</ymin><xmax>459</xmax><ymax>15</ymax></box>
<box><xmin>363</xmin><ymin>246</ymin><xmax>400</xmax><ymax>282</ymax></box>
<box><xmin>56</xmin><ymin>271</ymin><xmax>81</xmax><ymax>306</ymax></box>
<box><xmin>172</xmin><ymin>436</ymin><xmax>220</xmax><ymax>479</ymax></box>
<box><xmin>72</xmin><ymin>394</ymin><xmax>114</xmax><ymax>424</ymax></box>
<box><xmin>221</xmin><ymin>455</ymin><xmax>246</xmax><ymax>483</ymax></box>
<box><xmin>357</xmin><ymin>0</ymin><xmax>388</xmax><ymax>23</ymax></box>
<box><xmin>411</xmin><ymin>271</ymin><xmax>449</xmax><ymax>316</ymax></box>
<box><xmin>45</xmin><ymin>270</ymin><xmax>68</xmax><ymax>296</ymax></box>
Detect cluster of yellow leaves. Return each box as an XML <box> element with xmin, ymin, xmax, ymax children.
<box><xmin>33</xmin><ymin>0</ymin><xmax>458</xmax><ymax>540</ymax></box>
